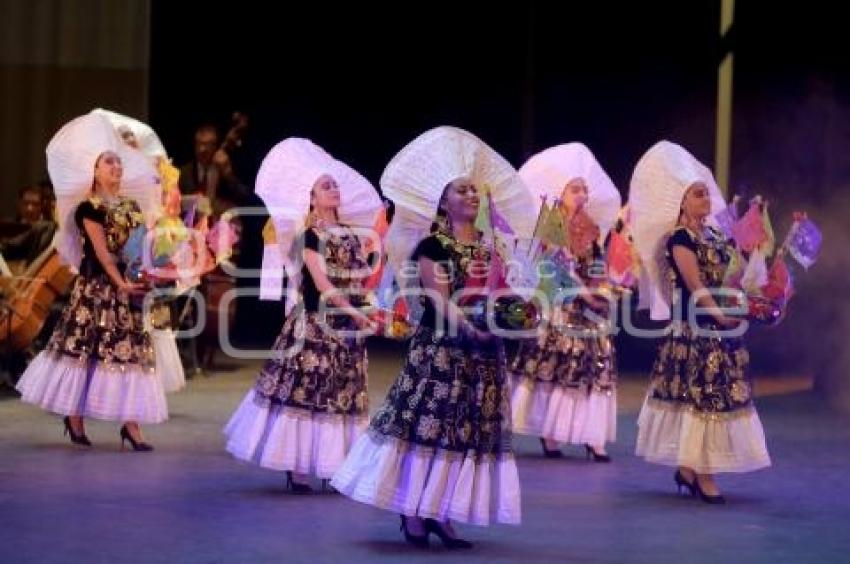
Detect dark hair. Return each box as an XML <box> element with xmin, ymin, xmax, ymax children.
<box><xmin>18</xmin><ymin>184</ymin><xmax>42</xmax><ymax>199</ymax></box>
<box><xmin>429</xmin><ymin>181</ymin><xmax>453</xmax><ymax>233</ymax></box>
<box><xmin>383</xmin><ymin>198</ymin><xmax>395</xmax><ymax>224</ymax></box>
<box><xmin>194</xmin><ymin>123</ymin><xmax>219</xmax><ymax>139</ymax></box>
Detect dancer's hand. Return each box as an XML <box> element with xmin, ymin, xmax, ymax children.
<box><xmin>716</xmin><ymin>315</ymin><xmax>743</xmax><ymax>330</ymax></box>
<box><xmin>118</xmin><ymin>279</ymin><xmax>147</xmax><ymax>295</ymax></box>
<box><xmin>351</xmin><ymin>311</ymin><xmax>376</xmax><ymax>332</ymax></box>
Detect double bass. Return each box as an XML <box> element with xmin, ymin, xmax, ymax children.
<box><xmin>185</xmin><ymin>111</ymin><xmax>249</xmax><ymax>217</ymax></box>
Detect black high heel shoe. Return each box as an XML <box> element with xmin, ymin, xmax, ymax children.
<box><xmin>321</xmin><ymin>479</ymin><xmax>338</xmax><ymax>494</ymax></box>
<box><xmin>423</xmin><ymin>518</ymin><xmax>473</xmax><ymax>549</ymax></box>
<box><xmin>62</xmin><ymin>416</ymin><xmax>92</xmax><ymax>446</ymax></box>
<box><xmin>584</xmin><ymin>444</ymin><xmax>611</xmax><ymax>462</ymax></box>
<box><xmin>540</xmin><ymin>438</ymin><xmax>563</xmax><ymax>458</ymax></box>
<box><xmin>399</xmin><ymin>515</ymin><xmax>429</xmax><ymax>549</ymax></box>
<box><xmin>674</xmin><ymin>470</ymin><xmax>696</xmax><ymax>496</ymax></box>
<box><xmin>584</xmin><ymin>444</ymin><xmax>611</xmax><ymax>463</ymax></box>
<box><xmin>119</xmin><ymin>425</ymin><xmax>153</xmax><ymax>452</ymax></box>
<box><xmin>285</xmin><ymin>471</ymin><xmax>313</xmax><ymax>494</ymax></box>
<box><xmin>694</xmin><ymin>477</ymin><xmax>726</xmax><ymax>505</ymax></box>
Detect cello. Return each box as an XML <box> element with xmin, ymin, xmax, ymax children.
<box><xmin>0</xmin><ymin>246</ymin><xmax>75</xmax><ymax>350</ymax></box>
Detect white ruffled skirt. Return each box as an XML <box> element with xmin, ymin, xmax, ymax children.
<box><xmin>224</xmin><ymin>389</ymin><xmax>367</xmax><ymax>478</ymax></box>
<box><xmin>635</xmin><ymin>397</ymin><xmax>771</xmax><ymax>474</ymax></box>
<box><xmin>16</xmin><ymin>351</ymin><xmax>168</xmax><ymax>424</ymax></box>
<box><xmin>511</xmin><ymin>378</ymin><xmax>617</xmax><ymax>446</ymax></box>
<box><xmin>151</xmin><ymin>329</ymin><xmax>185</xmax><ymax>393</ymax></box>
<box><xmin>331</xmin><ymin>432</ymin><xmax>521</xmax><ymax>526</ymax></box>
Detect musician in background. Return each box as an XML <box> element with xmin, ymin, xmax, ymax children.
<box><xmin>39</xmin><ymin>181</ymin><xmax>57</xmax><ymax>224</ymax></box>
<box><xmin>17</xmin><ymin>183</ymin><xmax>47</xmax><ymax>224</ymax></box>
<box><xmin>0</xmin><ymin>183</ymin><xmax>57</xmax><ymax>272</ymax></box>
<box><xmin>179</xmin><ymin>123</ymin><xmax>249</xmax><ymax>217</ymax></box>
<box><xmin>177</xmin><ymin>118</ymin><xmax>253</xmax><ymax>370</ymax></box>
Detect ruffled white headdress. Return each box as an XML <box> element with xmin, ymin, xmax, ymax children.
<box><xmin>518</xmin><ymin>142</ymin><xmax>622</xmax><ymax>239</ymax></box>
<box><xmin>92</xmin><ymin>107</ymin><xmax>168</xmax><ymax>160</ymax></box>
<box><xmin>629</xmin><ymin>140</ymin><xmax>726</xmax><ymax>320</ymax></box>
<box><xmin>255</xmin><ymin>138</ymin><xmax>382</xmax><ymax>306</ymax></box>
<box><xmin>380</xmin><ymin>126</ymin><xmax>536</xmax><ymax>290</ymax></box>
<box><xmin>47</xmin><ymin>111</ymin><xmax>160</xmax><ymax>270</ymax></box>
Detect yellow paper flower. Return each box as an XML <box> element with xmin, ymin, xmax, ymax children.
<box><xmin>157</xmin><ymin>159</ymin><xmax>181</xmax><ymax>192</ymax></box>
<box><xmin>262</xmin><ymin>218</ymin><xmax>277</xmax><ymax>245</ymax></box>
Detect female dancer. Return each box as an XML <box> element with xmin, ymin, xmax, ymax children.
<box><xmin>16</xmin><ymin>112</ymin><xmax>166</xmax><ymax>450</ymax></box>
<box><xmin>224</xmin><ymin>138</ymin><xmax>382</xmax><ymax>491</ymax></box>
<box><xmin>332</xmin><ymin>126</ymin><xmax>535</xmax><ymax>548</ymax></box>
<box><xmin>511</xmin><ymin>143</ymin><xmax>621</xmax><ymax>461</ymax></box>
<box><xmin>630</xmin><ymin>141</ymin><xmax>771</xmax><ymax>503</ymax></box>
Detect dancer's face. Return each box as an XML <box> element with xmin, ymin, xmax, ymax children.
<box><xmin>441</xmin><ymin>177</ymin><xmax>480</xmax><ymax>223</ymax></box>
<box><xmin>93</xmin><ymin>151</ymin><xmax>123</xmax><ymax>194</ymax></box>
<box><xmin>680</xmin><ymin>182</ymin><xmax>712</xmax><ymax>221</ymax></box>
<box><xmin>311</xmin><ymin>174</ymin><xmax>341</xmax><ymax>210</ymax></box>
<box><xmin>560</xmin><ymin>178</ymin><xmax>588</xmax><ymax>212</ymax></box>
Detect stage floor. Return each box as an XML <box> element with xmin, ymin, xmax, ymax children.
<box><xmin>1</xmin><ymin>346</ymin><xmax>848</xmax><ymax>563</ymax></box>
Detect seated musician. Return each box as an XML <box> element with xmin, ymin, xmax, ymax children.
<box><xmin>0</xmin><ymin>183</ymin><xmax>58</xmax><ymax>274</ymax></box>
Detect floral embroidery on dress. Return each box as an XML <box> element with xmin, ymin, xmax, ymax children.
<box><xmin>368</xmin><ymin>230</ymin><xmax>512</xmax><ymax>456</ymax></box>
<box><xmin>252</xmin><ymin>226</ymin><xmax>369</xmax><ymax>416</ymax></box>
<box><xmin>648</xmin><ymin>226</ymin><xmax>752</xmax><ymax>414</ymax></box>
